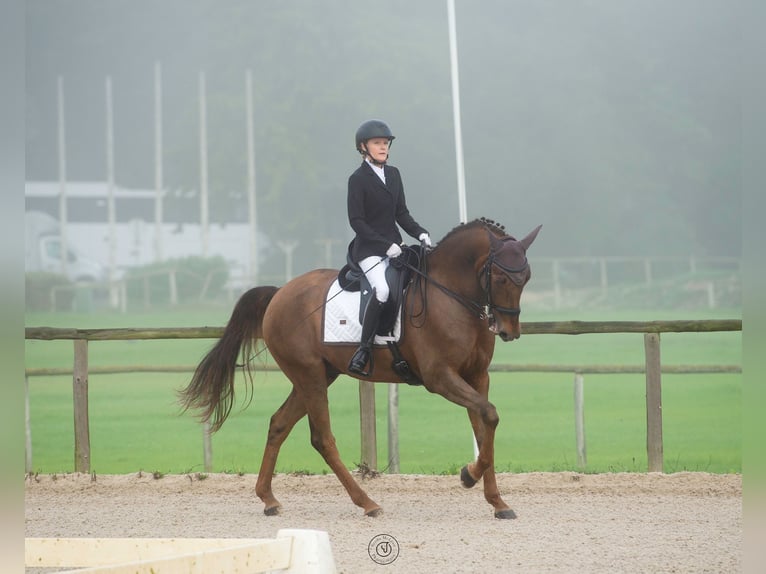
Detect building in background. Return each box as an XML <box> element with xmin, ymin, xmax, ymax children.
<box><xmin>25</xmin><ymin>181</ymin><xmax>267</xmax><ymax>286</ymax></box>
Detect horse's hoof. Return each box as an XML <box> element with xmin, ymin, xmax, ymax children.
<box><xmin>263</xmin><ymin>505</ymin><xmax>281</xmax><ymax>516</ymax></box>
<box><xmin>495</xmin><ymin>508</ymin><xmax>517</xmax><ymax>519</ymax></box>
<box><xmin>460</xmin><ymin>465</ymin><xmax>478</xmax><ymax>488</ymax></box>
<box><xmin>365</xmin><ymin>507</ymin><xmax>383</xmax><ymax>517</ymax></box>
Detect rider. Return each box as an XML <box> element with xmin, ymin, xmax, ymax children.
<box><xmin>346</xmin><ymin>119</ymin><xmax>431</xmax><ymax>376</ymax></box>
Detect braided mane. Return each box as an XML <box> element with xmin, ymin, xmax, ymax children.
<box><xmin>439</xmin><ymin>217</ymin><xmax>510</xmax><ymax>245</ymax></box>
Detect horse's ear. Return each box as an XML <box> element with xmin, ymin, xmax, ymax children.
<box><xmin>489</xmin><ymin>231</ymin><xmax>504</xmax><ymax>252</ymax></box>
<box><xmin>519</xmin><ymin>225</ymin><xmax>542</xmax><ymax>251</ymax></box>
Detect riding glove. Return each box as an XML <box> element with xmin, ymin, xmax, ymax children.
<box><xmin>418</xmin><ymin>233</ymin><xmax>432</xmax><ymax>247</ymax></box>
<box><xmin>386</xmin><ymin>243</ymin><xmax>403</xmax><ymax>258</ymax></box>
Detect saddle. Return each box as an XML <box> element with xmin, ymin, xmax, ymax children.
<box><xmin>336</xmin><ymin>245</ymin><xmax>418</xmax><ymax>336</ymax></box>
<box><xmin>336</xmin><ymin>245</ymin><xmax>423</xmax><ymax>386</ymax></box>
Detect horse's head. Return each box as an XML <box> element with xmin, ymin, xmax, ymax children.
<box><xmin>426</xmin><ymin>219</ymin><xmax>541</xmax><ymax>341</ymax></box>
<box><xmin>482</xmin><ymin>224</ymin><xmax>542</xmax><ymax>341</ymax></box>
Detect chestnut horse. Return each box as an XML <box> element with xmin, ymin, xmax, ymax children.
<box><xmin>179</xmin><ymin>218</ymin><xmax>541</xmax><ymax>519</ymax></box>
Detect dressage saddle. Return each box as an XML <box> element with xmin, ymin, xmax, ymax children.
<box><xmin>337</xmin><ymin>245</ymin><xmax>423</xmax><ymax>385</ymax></box>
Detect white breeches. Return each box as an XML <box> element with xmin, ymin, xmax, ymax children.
<box><xmin>358</xmin><ymin>255</ymin><xmax>390</xmax><ymax>302</ymax></box>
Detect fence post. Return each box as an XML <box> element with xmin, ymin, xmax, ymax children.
<box><xmin>643</xmin><ymin>258</ymin><xmax>653</xmax><ymax>285</ymax></box>
<box><xmin>552</xmin><ymin>259</ymin><xmax>562</xmax><ymax>309</ymax></box>
<box><xmin>169</xmin><ymin>270</ymin><xmax>178</xmax><ymax>306</ymax></box>
<box><xmin>706</xmin><ymin>282</ymin><xmax>716</xmax><ymax>309</ymax></box>
<box><xmin>203</xmin><ymin>420</ymin><xmax>213</xmax><ymax>472</ymax></box>
<box><xmin>143</xmin><ymin>276</ymin><xmax>151</xmax><ymax>309</ymax></box>
<box><xmin>199</xmin><ymin>271</ymin><xmax>213</xmax><ymax>301</ymax></box>
<box><xmin>119</xmin><ymin>280</ymin><xmax>127</xmax><ymax>313</ymax></box>
<box><xmin>358</xmin><ymin>380</ymin><xmax>377</xmax><ymax>470</ymax></box>
<box><xmin>644</xmin><ymin>333</ymin><xmax>663</xmax><ymax>472</ymax></box>
<box><xmin>25</xmin><ymin>375</ymin><xmax>33</xmax><ymax>473</ymax></box>
<box><xmin>573</xmin><ymin>372</ymin><xmax>586</xmax><ymax>468</ymax></box>
<box><xmin>387</xmin><ymin>383</ymin><xmax>399</xmax><ymax>473</ymax></box>
<box><xmin>73</xmin><ymin>339</ymin><xmax>91</xmax><ymax>473</ymax></box>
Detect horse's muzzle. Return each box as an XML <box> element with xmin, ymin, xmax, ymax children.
<box><xmin>489</xmin><ymin>321</ymin><xmax>520</xmax><ymax>341</ymax></box>
<box><xmin>498</xmin><ymin>330</ymin><xmax>520</xmax><ymax>342</ymax></box>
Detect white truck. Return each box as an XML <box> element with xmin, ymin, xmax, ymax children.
<box><xmin>25</xmin><ymin>211</ymin><xmax>106</xmax><ymax>283</ymax></box>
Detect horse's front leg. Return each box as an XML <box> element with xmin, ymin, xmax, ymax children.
<box><xmin>424</xmin><ymin>367</ymin><xmax>516</xmax><ymax>518</ymax></box>
<box><xmin>460</xmin><ymin>402</ymin><xmax>497</xmax><ymax>487</ymax></box>
<box><xmin>452</xmin><ymin>369</ymin><xmax>497</xmax><ymax>486</ymax></box>
<box><xmin>466</xmin><ymin>409</ymin><xmax>516</xmax><ymax>519</ymax></box>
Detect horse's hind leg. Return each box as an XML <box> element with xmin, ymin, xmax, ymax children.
<box><xmin>255</xmin><ymin>388</ymin><xmax>307</xmax><ymax>515</ymax></box>
<box><xmin>301</xmin><ymin>383</ymin><xmax>382</xmax><ymax>517</ymax></box>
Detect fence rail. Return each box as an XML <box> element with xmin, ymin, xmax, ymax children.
<box><xmin>25</xmin><ymin>319</ymin><xmax>741</xmax><ymax>340</ymax></box>
<box><xmin>25</xmin><ymin>363</ymin><xmax>742</xmax><ymax>377</ymax></box>
<box><xmin>25</xmin><ymin>319</ymin><xmax>741</xmax><ymax>475</ymax></box>
<box><xmin>528</xmin><ymin>256</ymin><xmax>740</xmax><ymax>310</ymax></box>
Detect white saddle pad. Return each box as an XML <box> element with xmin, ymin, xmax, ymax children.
<box><xmin>323</xmin><ymin>279</ymin><xmax>402</xmax><ymax>345</ymax></box>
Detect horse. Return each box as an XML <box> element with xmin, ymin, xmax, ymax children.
<box><xmin>178</xmin><ymin>217</ymin><xmax>541</xmax><ymax>519</ymax></box>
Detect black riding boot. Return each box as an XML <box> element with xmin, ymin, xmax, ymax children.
<box><xmin>348</xmin><ymin>298</ymin><xmax>385</xmax><ymax>376</ymax></box>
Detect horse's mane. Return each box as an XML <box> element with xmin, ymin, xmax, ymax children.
<box><xmin>439</xmin><ymin>217</ymin><xmax>510</xmax><ymax>244</ymax></box>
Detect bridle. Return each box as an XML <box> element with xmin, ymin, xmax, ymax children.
<box><xmin>402</xmin><ymin>237</ymin><xmax>528</xmax><ymax>326</ymax></box>
<box><xmin>480</xmin><ymin>248</ymin><xmax>528</xmax><ymax>320</ymax></box>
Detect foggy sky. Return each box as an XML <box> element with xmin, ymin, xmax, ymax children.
<box><xmin>25</xmin><ymin>0</ymin><xmax>741</xmax><ymax>276</ymax></box>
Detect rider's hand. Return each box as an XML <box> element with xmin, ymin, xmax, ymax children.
<box><xmin>418</xmin><ymin>233</ymin><xmax>432</xmax><ymax>247</ymax></box>
<box><xmin>386</xmin><ymin>243</ymin><xmax>403</xmax><ymax>258</ymax></box>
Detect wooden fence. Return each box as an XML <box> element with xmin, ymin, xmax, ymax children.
<box><xmin>25</xmin><ymin>319</ymin><xmax>741</xmax><ymax>475</ymax></box>
<box><xmin>529</xmin><ymin>256</ymin><xmax>740</xmax><ymax>309</ymax></box>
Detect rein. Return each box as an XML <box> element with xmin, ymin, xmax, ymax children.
<box><xmin>404</xmin><ymin>256</ymin><xmax>489</xmax><ymax>320</ymax></box>
<box><xmin>401</xmin><ymin>240</ymin><xmax>527</xmax><ymax>323</ymax></box>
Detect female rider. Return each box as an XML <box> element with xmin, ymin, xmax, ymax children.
<box><xmin>346</xmin><ymin>119</ymin><xmax>431</xmax><ymax>376</ymax></box>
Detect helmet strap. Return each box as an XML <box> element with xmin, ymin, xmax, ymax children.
<box><xmin>360</xmin><ymin>142</ymin><xmax>388</xmax><ymax>167</ymax></box>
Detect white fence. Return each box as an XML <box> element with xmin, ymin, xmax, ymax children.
<box><xmin>527</xmin><ymin>255</ymin><xmax>740</xmax><ymax>309</ymax></box>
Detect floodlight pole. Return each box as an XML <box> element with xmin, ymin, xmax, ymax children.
<box><xmin>198</xmin><ymin>71</ymin><xmax>210</xmax><ymax>257</ymax></box>
<box><xmin>246</xmin><ymin>69</ymin><xmax>259</xmax><ymax>285</ymax></box>
<box><xmin>448</xmin><ymin>0</ymin><xmax>477</xmax><ymax>456</ymax></box>
<box><xmin>447</xmin><ymin>0</ymin><xmax>468</xmax><ymax>223</ymax></box>
<box><xmin>57</xmin><ymin>76</ymin><xmax>69</xmax><ymax>278</ymax></box>
<box><xmin>105</xmin><ymin>76</ymin><xmax>117</xmax><ymax>300</ymax></box>
<box><xmin>154</xmin><ymin>61</ymin><xmax>164</xmax><ymax>262</ymax></box>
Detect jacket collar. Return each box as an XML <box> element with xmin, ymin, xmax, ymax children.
<box><xmin>361</xmin><ymin>160</ymin><xmax>388</xmax><ymax>189</ymax></box>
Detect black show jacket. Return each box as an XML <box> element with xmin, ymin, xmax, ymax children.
<box><xmin>347</xmin><ymin>161</ymin><xmax>428</xmax><ymax>262</ymax></box>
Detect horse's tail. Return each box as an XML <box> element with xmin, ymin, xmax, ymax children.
<box><xmin>177</xmin><ymin>285</ymin><xmax>280</xmax><ymax>432</ymax></box>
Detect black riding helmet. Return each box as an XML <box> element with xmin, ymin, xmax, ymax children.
<box><xmin>355</xmin><ymin>119</ymin><xmax>395</xmax><ymax>154</ymax></box>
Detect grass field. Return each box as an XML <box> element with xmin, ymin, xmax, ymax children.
<box><xmin>25</xmin><ymin>304</ymin><xmax>742</xmax><ymax>475</ymax></box>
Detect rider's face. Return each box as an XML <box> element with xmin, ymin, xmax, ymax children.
<box><xmin>364</xmin><ymin>138</ymin><xmax>390</xmax><ymax>163</ymax></box>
